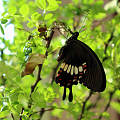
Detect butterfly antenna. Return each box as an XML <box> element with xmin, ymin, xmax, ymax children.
<box><xmin>78</xmin><ymin>10</ymin><xmax>90</xmax><ymax>33</ymax></box>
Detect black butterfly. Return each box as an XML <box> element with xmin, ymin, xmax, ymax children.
<box><xmin>55</xmin><ymin>32</ymin><xmax>106</xmax><ymax>102</ymax></box>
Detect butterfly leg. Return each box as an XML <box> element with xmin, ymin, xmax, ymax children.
<box><xmin>68</xmin><ymin>85</ymin><xmax>73</xmax><ymax>102</ymax></box>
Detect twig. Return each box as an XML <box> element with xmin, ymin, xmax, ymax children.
<box><xmin>103</xmin><ymin>30</ymin><xmax>114</xmax><ymax>62</ymax></box>
<box><xmin>29</xmin><ymin>108</ymin><xmax>54</xmax><ymax>118</ymax></box>
<box><xmin>78</xmin><ymin>91</ymin><xmax>93</xmax><ymax>120</ymax></box>
<box><xmin>30</xmin><ymin>64</ymin><xmax>42</xmax><ymax>97</ymax></box>
<box><xmin>19</xmin><ymin>107</ymin><xmax>24</xmax><ymax>120</ymax></box>
<box><xmin>104</xmin><ymin>31</ymin><xmax>114</xmax><ymax>54</ymax></box>
<box><xmin>87</xmin><ymin>93</ymin><xmax>101</xmax><ymax>110</ymax></box>
<box><xmin>92</xmin><ymin>12</ymin><xmax>117</xmax><ymax>29</ymax></box>
<box><xmin>29</xmin><ymin>107</ymin><xmax>66</xmax><ymax>118</ymax></box>
<box><xmin>11</xmin><ymin>113</ymin><xmax>15</xmax><ymax>120</ymax></box>
<box><xmin>98</xmin><ymin>90</ymin><xmax>116</xmax><ymax>120</ymax></box>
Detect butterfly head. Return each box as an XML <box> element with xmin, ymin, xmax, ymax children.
<box><xmin>73</xmin><ymin>32</ymin><xmax>79</xmax><ymax>38</ymax></box>
<box><xmin>66</xmin><ymin>32</ymin><xmax>79</xmax><ymax>44</ymax></box>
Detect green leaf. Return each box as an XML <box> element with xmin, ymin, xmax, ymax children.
<box><xmin>0</xmin><ymin>24</ymin><xmax>4</xmax><ymax>35</ymax></box>
<box><xmin>102</xmin><ymin>112</ymin><xmax>110</xmax><ymax>118</ymax></box>
<box><xmin>36</xmin><ymin>0</ymin><xmax>46</xmax><ymax>9</ymax></box>
<box><xmin>44</xmin><ymin>13</ymin><xmax>53</xmax><ymax>20</ymax></box>
<box><xmin>111</xmin><ymin>102</ymin><xmax>120</xmax><ymax>113</ymax></box>
<box><xmin>0</xmin><ymin>62</ymin><xmax>20</xmax><ymax>83</ymax></box>
<box><xmin>1</xmin><ymin>19</ymin><xmax>8</xmax><ymax>24</ymax></box>
<box><xmin>46</xmin><ymin>0</ymin><xmax>59</xmax><ymax>11</ymax></box>
<box><xmin>19</xmin><ymin>4</ymin><xmax>29</xmax><ymax>17</ymax></box>
<box><xmin>72</xmin><ymin>0</ymin><xmax>79</xmax><ymax>4</ymax></box>
<box><xmin>31</xmin><ymin>12</ymin><xmax>41</xmax><ymax>21</ymax></box>
<box><xmin>8</xmin><ymin>6</ymin><xmax>16</xmax><ymax>15</ymax></box>
<box><xmin>0</xmin><ymin>110</ymin><xmax>9</xmax><ymax>118</ymax></box>
<box><xmin>27</xmin><ymin>21</ymin><xmax>34</xmax><ymax>28</ymax></box>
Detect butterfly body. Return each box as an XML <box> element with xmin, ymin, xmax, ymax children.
<box><xmin>55</xmin><ymin>32</ymin><xmax>106</xmax><ymax>102</ymax></box>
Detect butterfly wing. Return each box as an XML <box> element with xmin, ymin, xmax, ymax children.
<box><xmin>56</xmin><ymin>39</ymin><xmax>106</xmax><ymax>92</ymax></box>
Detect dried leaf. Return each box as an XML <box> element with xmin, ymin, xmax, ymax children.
<box><xmin>21</xmin><ymin>54</ymin><xmax>45</xmax><ymax>77</ymax></box>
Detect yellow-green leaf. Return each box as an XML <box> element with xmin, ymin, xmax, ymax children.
<box><xmin>8</xmin><ymin>6</ymin><xmax>16</xmax><ymax>15</ymax></box>
<box><xmin>46</xmin><ymin>0</ymin><xmax>59</xmax><ymax>11</ymax></box>
<box><xmin>44</xmin><ymin>13</ymin><xmax>53</xmax><ymax>20</ymax></box>
<box><xmin>31</xmin><ymin>12</ymin><xmax>41</xmax><ymax>21</ymax></box>
<box><xmin>19</xmin><ymin>4</ymin><xmax>29</xmax><ymax>17</ymax></box>
<box><xmin>36</xmin><ymin>0</ymin><xmax>46</xmax><ymax>9</ymax></box>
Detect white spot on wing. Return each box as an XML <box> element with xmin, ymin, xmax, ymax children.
<box><xmin>82</xmin><ymin>62</ymin><xmax>86</xmax><ymax>65</ymax></box>
<box><xmin>73</xmin><ymin>79</ymin><xmax>77</xmax><ymax>82</ymax></box>
<box><xmin>79</xmin><ymin>76</ymin><xmax>82</xmax><ymax>79</ymax></box>
<box><xmin>84</xmin><ymin>69</ymin><xmax>87</xmax><ymax>73</ymax></box>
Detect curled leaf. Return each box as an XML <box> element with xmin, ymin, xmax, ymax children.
<box><xmin>21</xmin><ymin>54</ymin><xmax>46</xmax><ymax>77</ymax></box>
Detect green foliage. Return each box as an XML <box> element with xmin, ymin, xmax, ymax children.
<box><xmin>1</xmin><ymin>0</ymin><xmax>120</xmax><ymax>120</ymax></box>
<box><xmin>0</xmin><ymin>24</ymin><xmax>4</xmax><ymax>35</ymax></box>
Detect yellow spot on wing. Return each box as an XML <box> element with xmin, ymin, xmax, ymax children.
<box><xmin>61</xmin><ymin>63</ymin><xmax>65</xmax><ymax>68</ymax></box>
<box><xmin>67</xmin><ymin>64</ymin><xmax>71</xmax><ymax>73</ymax></box>
<box><xmin>75</xmin><ymin>66</ymin><xmax>78</xmax><ymax>74</ymax></box>
<box><xmin>71</xmin><ymin>66</ymin><xmax>74</xmax><ymax>75</ymax></box>
<box><xmin>64</xmin><ymin>64</ymin><xmax>68</xmax><ymax>71</ymax></box>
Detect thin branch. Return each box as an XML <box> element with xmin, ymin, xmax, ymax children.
<box><xmin>29</xmin><ymin>107</ymin><xmax>66</xmax><ymax>118</ymax></box>
<box><xmin>104</xmin><ymin>32</ymin><xmax>114</xmax><ymax>54</ymax></box>
<box><xmin>98</xmin><ymin>90</ymin><xmax>116</xmax><ymax>120</ymax></box>
<box><xmin>87</xmin><ymin>93</ymin><xmax>101</xmax><ymax>110</ymax></box>
<box><xmin>11</xmin><ymin>113</ymin><xmax>15</xmax><ymax>120</ymax></box>
<box><xmin>92</xmin><ymin>12</ymin><xmax>117</xmax><ymax>29</ymax></box>
<box><xmin>30</xmin><ymin>64</ymin><xmax>42</xmax><ymax>96</ymax></box>
<box><xmin>103</xmin><ymin>30</ymin><xmax>114</xmax><ymax>62</ymax></box>
<box><xmin>20</xmin><ymin>27</ymin><xmax>55</xmax><ymax>120</ymax></box>
<box><xmin>78</xmin><ymin>91</ymin><xmax>93</xmax><ymax>120</ymax></box>
<box><xmin>29</xmin><ymin>108</ymin><xmax>54</xmax><ymax>118</ymax></box>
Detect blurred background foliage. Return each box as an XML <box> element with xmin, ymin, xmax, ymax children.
<box><xmin>0</xmin><ymin>0</ymin><xmax>120</xmax><ymax>120</ymax></box>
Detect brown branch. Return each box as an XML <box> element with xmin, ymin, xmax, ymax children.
<box><xmin>11</xmin><ymin>113</ymin><xmax>15</xmax><ymax>120</ymax></box>
<box><xmin>20</xmin><ymin>27</ymin><xmax>55</xmax><ymax>120</ymax></box>
<box><xmin>29</xmin><ymin>107</ymin><xmax>66</xmax><ymax>118</ymax></box>
<box><xmin>92</xmin><ymin>12</ymin><xmax>118</xmax><ymax>29</ymax></box>
<box><xmin>78</xmin><ymin>91</ymin><xmax>93</xmax><ymax>120</ymax></box>
<box><xmin>104</xmin><ymin>31</ymin><xmax>114</xmax><ymax>54</ymax></box>
<box><xmin>30</xmin><ymin>64</ymin><xmax>42</xmax><ymax>96</ymax></box>
<box><xmin>98</xmin><ymin>90</ymin><xmax>116</xmax><ymax>120</ymax></box>
<box><xmin>103</xmin><ymin>30</ymin><xmax>114</xmax><ymax>62</ymax></box>
<box><xmin>87</xmin><ymin>93</ymin><xmax>101</xmax><ymax>110</ymax></box>
<box><xmin>29</xmin><ymin>108</ymin><xmax>54</xmax><ymax>118</ymax></box>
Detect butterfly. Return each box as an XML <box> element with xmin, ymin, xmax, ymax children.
<box><xmin>55</xmin><ymin>32</ymin><xmax>106</xmax><ymax>102</ymax></box>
